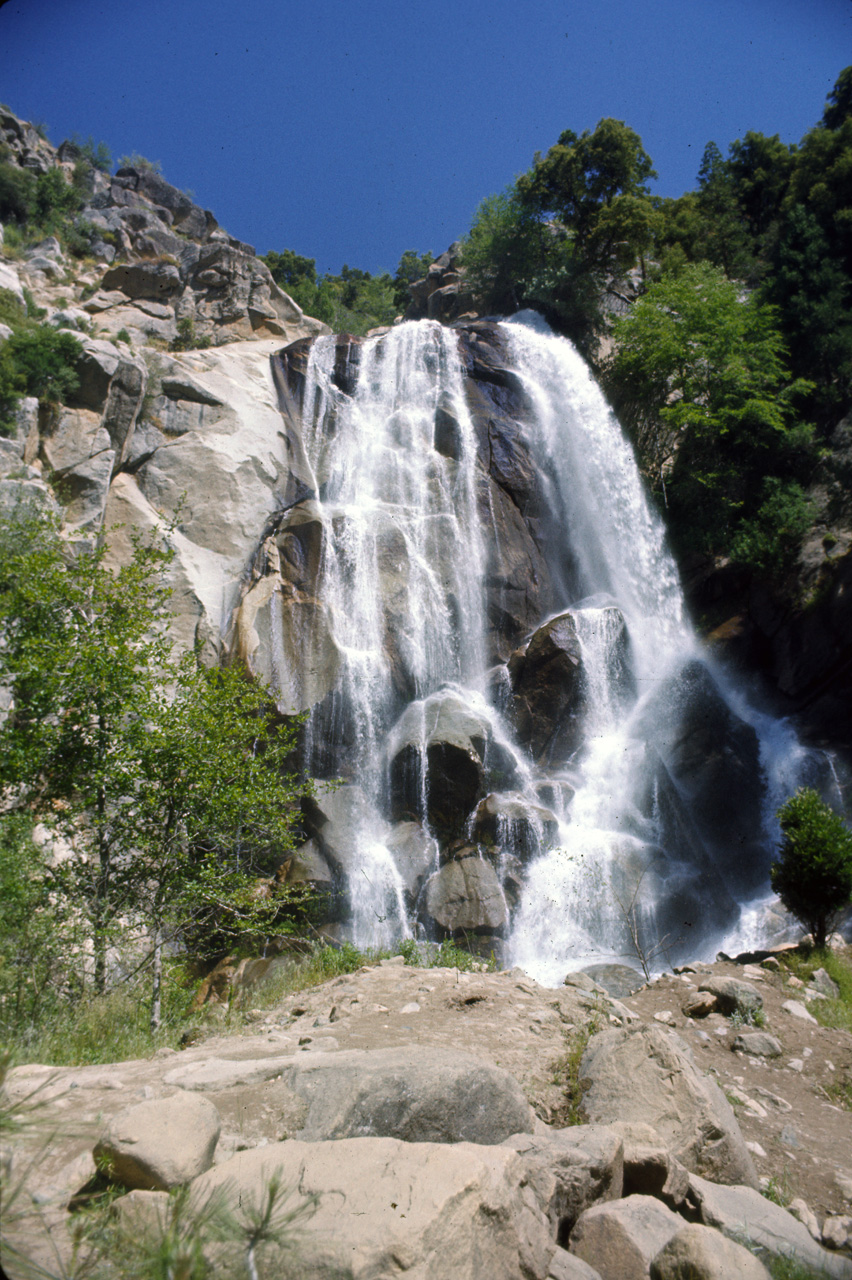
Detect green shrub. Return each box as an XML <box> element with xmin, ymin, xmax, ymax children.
<box><xmin>0</xmin><ymin>323</ymin><xmax>81</xmax><ymax>406</ymax></box>
<box><xmin>0</xmin><ymin>285</ymin><xmax>25</xmax><ymax>329</ymax></box>
<box><xmin>117</xmin><ymin>152</ymin><xmax>162</xmax><ymax>174</ymax></box>
<box><xmin>729</xmin><ymin>477</ymin><xmax>814</xmax><ymax>576</ymax></box>
<box><xmin>0</xmin><ymin>159</ymin><xmax>35</xmax><ymax>224</ymax></box>
<box><xmin>170</xmin><ymin>316</ymin><xmax>210</xmax><ymax>351</ymax></box>
<box><xmin>772</xmin><ymin>789</ymin><xmax>852</xmax><ymax>949</ymax></box>
<box><xmin>33</xmin><ymin>167</ymin><xmax>82</xmax><ymax>224</ymax></box>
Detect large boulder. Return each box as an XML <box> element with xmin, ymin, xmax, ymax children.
<box><xmin>388</xmin><ymin>692</ymin><xmax>490</xmax><ymax>834</ymax></box>
<box><xmin>502</xmin><ymin>1127</ymin><xmax>624</xmax><ymax>1239</ymax></box>
<box><xmin>650</xmin><ymin>1224</ymin><xmax>772</xmax><ymax>1280</ymax></box>
<box><xmin>190</xmin><ymin>1136</ymin><xmax>556</xmax><ymax>1280</ymax></box>
<box><xmin>637</xmin><ymin>660</ymin><xmax>767</xmax><ymax>890</ymax></box>
<box><xmin>579</xmin><ymin>1024</ymin><xmax>758</xmax><ymax>1188</ymax></box>
<box><xmin>283</xmin><ymin>1045</ymin><xmax>535</xmax><ymax>1145</ymax></box>
<box><xmin>93</xmin><ymin>1093</ymin><xmax>220</xmax><ymax>1191</ymax></box>
<box><xmin>102</xmin><ymin>259</ymin><xmax>182</xmax><ymax>299</ymax></box>
<box><xmin>509</xmin><ymin>612</ymin><xmax>584</xmax><ymax>762</ymax></box>
<box><xmin>697</xmin><ymin>977</ymin><xmax>763</xmax><ymax>1020</ymax></box>
<box><xmin>472</xmin><ymin>792</ymin><xmax>559</xmax><ymax>860</ymax></box>
<box><xmin>423</xmin><ymin>854</ymin><xmax>508</xmax><ymax>934</ymax></box>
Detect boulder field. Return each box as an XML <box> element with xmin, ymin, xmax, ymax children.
<box><xmin>4</xmin><ymin>952</ymin><xmax>852</xmax><ymax>1279</ymax></box>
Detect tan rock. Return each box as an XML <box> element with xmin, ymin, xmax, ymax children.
<box><xmin>191</xmin><ymin>1136</ymin><xmax>555</xmax><ymax>1280</ymax></box>
<box><xmin>650</xmin><ymin>1224</ymin><xmax>771</xmax><ymax>1279</ymax></box>
<box><xmin>94</xmin><ymin>1092</ymin><xmax>221</xmax><ymax>1191</ymax></box>
<box><xmin>570</xmin><ymin>1195</ymin><xmax>682</xmax><ymax>1280</ymax></box>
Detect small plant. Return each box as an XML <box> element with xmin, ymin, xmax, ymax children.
<box><xmin>552</xmin><ymin>1007</ymin><xmax>604</xmax><ymax>1126</ymax></box>
<box><xmin>171</xmin><ymin>316</ymin><xmax>211</xmax><ymax>352</ymax></box>
<box><xmin>115</xmin><ymin>328</ymin><xmax>131</xmax><ymax>345</ymax></box>
<box><xmin>761</xmin><ymin>1169</ymin><xmax>794</xmax><ymax>1207</ymax></box>
<box><xmin>729</xmin><ymin>1005</ymin><xmax>766</xmax><ymax>1029</ymax></box>
<box><xmin>117</xmin><ymin>153</ymin><xmax>163</xmax><ymax>175</ymax></box>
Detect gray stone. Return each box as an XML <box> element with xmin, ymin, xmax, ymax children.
<box><xmin>502</xmin><ymin>1127</ymin><xmax>624</xmax><ymax>1236</ymax></box>
<box><xmin>93</xmin><ymin>1092</ymin><xmax>221</xmax><ymax>1190</ymax></box>
<box><xmin>282</xmin><ymin>838</ymin><xmax>334</xmax><ymax>888</ymax></box>
<box><xmin>731</xmin><ymin>1032</ymin><xmax>782</xmax><ymax>1059</ymax></box>
<box><xmin>580</xmin><ymin>1024</ymin><xmax>758</xmax><ymax>1187</ymax></box>
<box><xmin>823</xmin><ymin>1216</ymin><xmax>852</xmax><ymax>1250</ymax></box>
<box><xmin>191</xmin><ymin>1136</ymin><xmax>556</xmax><ymax>1280</ymax></box>
<box><xmin>582</xmin><ymin>964</ymin><xmax>645</xmax><ymax>998</ymax></box>
<box><xmin>697</xmin><ymin>978</ymin><xmax>763</xmax><ymax>1020</ymax></box>
<box><xmin>385</xmin><ymin>821</ymin><xmax>439</xmax><ymax>900</ymax></box>
<box><xmin>548</xmin><ymin>1248</ymin><xmax>603</xmax><ymax>1280</ymax></box>
<box><xmin>509</xmin><ymin>611</ymin><xmax>584</xmax><ymax>762</ymax></box>
<box><xmin>690</xmin><ymin>1173</ymin><xmax>852</xmax><ymax>1279</ymax></box>
<box><xmin>284</xmin><ymin>1045</ymin><xmax>534</xmax><ymax>1144</ymax></box>
<box><xmin>102</xmin><ymin>259</ymin><xmax>182</xmax><ymax>299</ymax></box>
<box><xmin>811</xmin><ymin>967</ymin><xmax>841</xmax><ymax>998</ymax></box>
<box><xmin>650</xmin><ymin>1224</ymin><xmax>771</xmax><ymax>1279</ymax></box>
<box><xmin>570</xmin><ymin>1195</ymin><xmax>683</xmax><ymax>1280</ymax></box>
<box><xmin>424</xmin><ymin>856</ymin><xmax>508</xmax><ymax>933</ymax></box>
<box><xmin>682</xmin><ymin>991</ymin><xmax>718</xmax><ymax>1018</ymax></box>
<box><xmin>782</xmin><ymin>999</ymin><xmax>818</xmax><ymax>1024</ymax></box>
<box><xmin>788</xmin><ymin>1198</ymin><xmax>822</xmax><ymax>1241</ymax></box>
<box><xmin>472</xmin><ymin>791</ymin><xmax>559</xmax><ymax>860</ymax></box>
<box><xmin>388</xmin><ymin>691</ymin><xmax>490</xmax><ymax>833</ymax></box>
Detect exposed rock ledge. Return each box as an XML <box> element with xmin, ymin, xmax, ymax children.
<box><xmin>5</xmin><ymin>954</ymin><xmax>852</xmax><ymax>1280</ymax></box>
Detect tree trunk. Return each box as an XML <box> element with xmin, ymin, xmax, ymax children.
<box><xmin>150</xmin><ymin>925</ymin><xmax>162</xmax><ymax>1033</ymax></box>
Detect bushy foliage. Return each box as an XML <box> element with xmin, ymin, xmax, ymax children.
<box><xmin>392</xmin><ymin>248</ymin><xmax>434</xmax><ymax>308</ymax></box>
<box><xmin>604</xmin><ymin>261</ymin><xmax>815</xmax><ymax>564</ymax></box>
<box><xmin>0</xmin><ymin>321</ymin><xmax>82</xmax><ymax>433</ymax></box>
<box><xmin>771</xmin><ymin>788</ymin><xmax>852</xmax><ymax>949</ymax></box>
<box><xmin>263</xmin><ymin>249</ymin><xmax>399</xmax><ymax>334</ymax></box>
<box><xmin>0</xmin><ymin>506</ymin><xmax>314</xmax><ymax>1035</ymax></box>
<box><xmin>461</xmin><ymin>118</ymin><xmax>660</xmax><ymax>347</ymax></box>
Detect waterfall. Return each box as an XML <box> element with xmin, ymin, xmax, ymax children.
<box><xmin>268</xmin><ymin>313</ymin><xmax>819</xmax><ymax>977</ymax></box>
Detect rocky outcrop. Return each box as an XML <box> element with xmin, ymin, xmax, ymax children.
<box><xmin>282</xmin><ymin>1045</ymin><xmax>535</xmax><ymax>1144</ymax></box>
<box><xmin>6</xmin><ymin>958</ymin><xmax>852</xmax><ymax>1280</ymax></box>
<box><xmin>508</xmin><ymin>612</ymin><xmax>584</xmax><ymax>762</ymax></box>
<box><xmin>404</xmin><ymin>243</ymin><xmax>476</xmax><ymax>323</ymax></box>
<box><xmin>579</xmin><ymin>1024</ymin><xmax>758</xmax><ymax>1188</ymax></box>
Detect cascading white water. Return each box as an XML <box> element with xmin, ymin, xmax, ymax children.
<box><xmin>281</xmin><ymin>312</ymin><xmax>815</xmax><ymax>971</ymax></box>
<box><xmin>293</xmin><ymin>322</ymin><xmax>490</xmax><ymax>944</ymax></box>
<box><xmin>500</xmin><ymin>316</ymin><xmax>807</xmax><ymax>982</ymax></box>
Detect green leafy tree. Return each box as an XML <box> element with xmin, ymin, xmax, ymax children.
<box><xmin>772</xmin><ymin>788</ymin><xmax>852</xmax><ymax>950</ymax></box>
<box><xmin>0</xmin><ymin>506</ymin><xmax>312</xmax><ymax>1017</ymax></box>
<box><xmin>392</xmin><ymin>248</ymin><xmax>434</xmax><ymax>309</ymax></box>
<box><xmin>0</xmin><ymin>812</ymin><xmax>80</xmax><ymax>1040</ymax></box>
<box><xmin>604</xmin><ymin>261</ymin><xmax>814</xmax><ymax>559</ymax></box>
<box><xmin>462</xmin><ymin>118</ymin><xmax>659</xmax><ymax>345</ymax></box>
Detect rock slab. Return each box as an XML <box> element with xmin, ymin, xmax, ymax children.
<box><xmin>284</xmin><ymin>1045</ymin><xmax>535</xmax><ymax>1145</ymax></box>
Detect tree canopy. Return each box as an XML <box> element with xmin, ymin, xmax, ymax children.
<box><xmin>0</xmin><ymin>505</ymin><xmax>314</xmax><ymax>1030</ymax></box>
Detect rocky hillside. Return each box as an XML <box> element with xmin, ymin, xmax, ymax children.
<box><xmin>4</xmin><ymin>949</ymin><xmax>852</xmax><ymax>1279</ymax></box>
<box><xmin>0</xmin><ymin>106</ymin><xmax>326</xmax><ymax>662</ymax></box>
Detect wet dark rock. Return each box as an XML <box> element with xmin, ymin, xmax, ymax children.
<box><xmin>637</xmin><ymin>659</ymin><xmax>767</xmax><ymax>891</ymax></box>
<box><xmin>509</xmin><ymin>612</ymin><xmax>584</xmax><ymax>763</ymax></box>
<box><xmin>472</xmin><ymin>792</ymin><xmax>559</xmax><ymax>860</ymax></box>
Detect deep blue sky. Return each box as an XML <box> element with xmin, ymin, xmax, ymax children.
<box><xmin>1</xmin><ymin>0</ymin><xmax>850</xmax><ymax>276</ymax></box>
